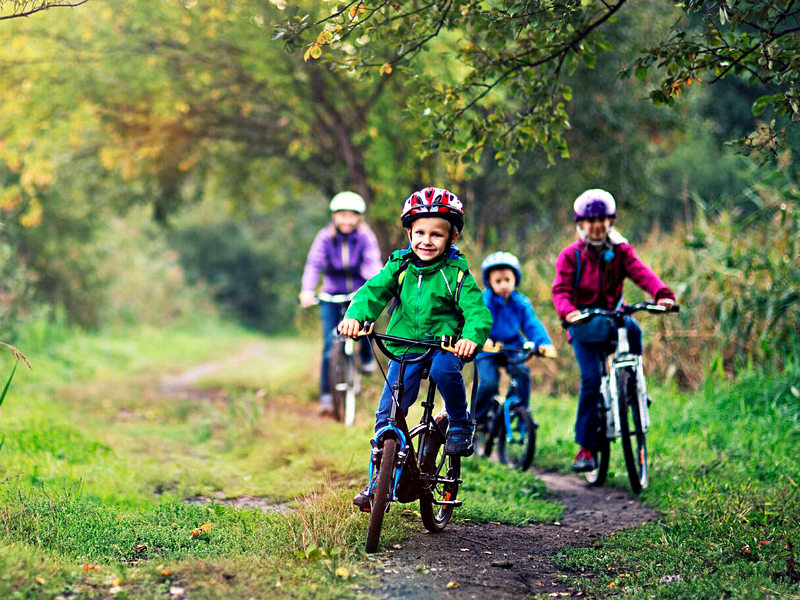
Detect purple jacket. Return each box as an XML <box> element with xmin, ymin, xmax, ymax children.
<box><xmin>552</xmin><ymin>239</ymin><xmax>674</xmax><ymax>321</ymax></box>
<box><xmin>301</xmin><ymin>224</ymin><xmax>383</xmax><ymax>295</ymax></box>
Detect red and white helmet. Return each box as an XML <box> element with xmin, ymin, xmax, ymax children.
<box><xmin>400</xmin><ymin>187</ymin><xmax>464</xmax><ymax>231</ymax></box>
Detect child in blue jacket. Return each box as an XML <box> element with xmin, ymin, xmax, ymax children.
<box><xmin>474</xmin><ymin>252</ymin><xmax>555</xmax><ymax>426</ymax></box>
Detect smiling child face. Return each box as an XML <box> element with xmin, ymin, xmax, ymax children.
<box><xmin>487</xmin><ymin>267</ymin><xmax>516</xmax><ymax>300</ymax></box>
<box><xmin>406</xmin><ymin>217</ymin><xmax>458</xmax><ymax>261</ymax></box>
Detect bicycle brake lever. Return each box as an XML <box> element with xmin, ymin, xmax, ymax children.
<box><xmin>440</xmin><ymin>335</ymin><xmax>459</xmax><ymax>354</ymax></box>
<box><xmin>357</xmin><ymin>322</ymin><xmax>375</xmax><ymax>337</ymax></box>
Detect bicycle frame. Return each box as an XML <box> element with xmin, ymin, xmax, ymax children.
<box><xmin>571</xmin><ymin>303</ymin><xmax>677</xmax><ymax>440</ymax></box>
<box><xmin>362</xmin><ymin>326</ymin><xmax>462</xmax><ymax>506</ymax></box>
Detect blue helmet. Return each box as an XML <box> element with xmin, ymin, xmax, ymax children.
<box><xmin>481</xmin><ymin>251</ymin><xmax>522</xmax><ymax>285</ymax></box>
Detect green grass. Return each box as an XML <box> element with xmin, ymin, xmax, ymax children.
<box><xmin>532</xmin><ymin>363</ymin><xmax>800</xmax><ymax>599</ymax></box>
<box><xmin>0</xmin><ymin>320</ymin><xmax>561</xmax><ymax>599</ymax></box>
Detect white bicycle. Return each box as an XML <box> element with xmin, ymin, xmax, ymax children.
<box><xmin>317</xmin><ymin>292</ymin><xmax>360</xmax><ymax>426</ymax></box>
<box><xmin>570</xmin><ymin>302</ymin><xmax>679</xmax><ymax>493</ymax></box>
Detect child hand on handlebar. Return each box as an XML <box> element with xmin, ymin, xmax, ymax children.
<box><xmin>338</xmin><ymin>318</ymin><xmax>363</xmax><ymax>339</ymax></box>
<box><xmin>453</xmin><ymin>338</ymin><xmax>477</xmax><ymax>358</ymax></box>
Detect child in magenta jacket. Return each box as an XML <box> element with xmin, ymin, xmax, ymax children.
<box><xmin>551</xmin><ymin>189</ymin><xmax>675</xmax><ymax>472</ymax></box>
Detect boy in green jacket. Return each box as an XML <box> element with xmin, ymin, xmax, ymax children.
<box><xmin>339</xmin><ymin>188</ymin><xmax>492</xmax><ymax>505</ymax></box>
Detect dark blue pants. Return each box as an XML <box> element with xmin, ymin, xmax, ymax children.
<box><xmin>319</xmin><ymin>301</ymin><xmax>373</xmax><ymax>399</ymax></box>
<box><xmin>374</xmin><ymin>351</ymin><xmax>467</xmax><ymax>431</ymax></box>
<box><xmin>570</xmin><ymin>317</ymin><xmax>642</xmax><ymax>449</ymax></box>
<box><xmin>474</xmin><ymin>354</ymin><xmax>530</xmax><ymax>423</ymax></box>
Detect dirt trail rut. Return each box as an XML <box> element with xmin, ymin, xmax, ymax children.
<box><xmin>367</xmin><ymin>470</ymin><xmax>656</xmax><ymax>599</ymax></box>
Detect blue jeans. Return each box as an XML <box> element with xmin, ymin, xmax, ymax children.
<box><xmin>570</xmin><ymin>317</ymin><xmax>642</xmax><ymax>449</ymax></box>
<box><xmin>374</xmin><ymin>351</ymin><xmax>467</xmax><ymax>431</ymax></box>
<box><xmin>474</xmin><ymin>354</ymin><xmax>530</xmax><ymax>423</ymax></box>
<box><xmin>320</xmin><ymin>301</ymin><xmax>373</xmax><ymax>400</ymax></box>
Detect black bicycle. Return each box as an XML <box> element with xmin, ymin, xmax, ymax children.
<box><xmin>474</xmin><ymin>342</ymin><xmax>557</xmax><ymax>471</ymax></box>
<box><xmin>569</xmin><ymin>302</ymin><xmax>679</xmax><ymax>493</ymax></box>
<box><xmin>355</xmin><ymin>323</ymin><xmax>468</xmax><ymax>553</ymax></box>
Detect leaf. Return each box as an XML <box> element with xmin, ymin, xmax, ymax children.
<box><xmin>635</xmin><ymin>65</ymin><xmax>648</xmax><ymax>81</ymax></box>
<box><xmin>0</xmin><ymin>360</ymin><xmax>18</xmax><ymax>409</ymax></box>
<box><xmin>335</xmin><ymin>566</ymin><xmax>349</xmax><ymax>578</ymax></box>
<box><xmin>379</xmin><ymin>63</ymin><xmax>393</xmax><ymax>76</ymax></box>
<box><xmin>446</xmin><ymin>581</ymin><xmax>460</xmax><ymax>589</ymax></box>
<box><xmin>191</xmin><ymin>522</ymin><xmax>213</xmax><ymax>538</ymax></box>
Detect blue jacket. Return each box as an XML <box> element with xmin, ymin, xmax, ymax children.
<box><xmin>480</xmin><ymin>289</ymin><xmax>551</xmax><ymax>350</ymax></box>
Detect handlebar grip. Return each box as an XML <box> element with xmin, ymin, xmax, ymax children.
<box><xmin>538</xmin><ymin>345</ymin><xmax>558</xmax><ymax>359</ymax></box>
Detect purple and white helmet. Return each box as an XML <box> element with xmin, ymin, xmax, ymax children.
<box><xmin>573</xmin><ymin>189</ymin><xmax>616</xmax><ymax>221</ymax></box>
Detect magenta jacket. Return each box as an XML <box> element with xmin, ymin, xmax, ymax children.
<box><xmin>301</xmin><ymin>224</ymin><xmax>383</xmax><ymax>295</ymax></box>
<box><xmin>551</xmin><ymin>239</ymin><xmax>675</xmax><ymax>321</ymax></box>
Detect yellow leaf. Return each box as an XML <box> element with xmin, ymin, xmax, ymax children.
<box><xmin>34</xmin><ymin>576</ymin><xmax>46</xmax><ymax>585</ymax></box>
<box><xmin>310</xmin><ymin>45</ymin><xmax>322</xmax><ymax>59</ymax></box>
<box><xmin>191</xmin><ymin>522</ymin><xmax>213</xmax><ymax>538</ymax></box>
<box><xmin>335</xmin><ymin>566</ymin><xmax>349</xmax><ymax>578</ymax></box>
<box><xmin>379</xmin><ymin>63</ymin><xmax>393</xmax><ymax>76</ymax></box>
<box><xmin>446</xmin><ymin>581</ymin><xmax>460</xmax><ymax>589</ymax></box>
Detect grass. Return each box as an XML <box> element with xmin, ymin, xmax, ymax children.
<box><xmin>0</xmin><ymin>319</ymin><xmax>561</xmax><ymax>599</ymax></box>
<box><xmin>531</xmin><ymin>361</ymin><xmax>800</xmax><ymax>599</ymax></box>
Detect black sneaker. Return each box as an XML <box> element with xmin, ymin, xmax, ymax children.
<box><xmin>571</xmin><ymin>447</ymin><xmax>597</xmax><ymax>472</ymax></box>
<box><xmin>353</xmin><ymin>486</ymin><xmax>371</xmax><ymax>512</ymax></box>
<box><xmin>445</xmin><ymin>420</ymin><xmax>475</xmax><ymax>457</ymax></box>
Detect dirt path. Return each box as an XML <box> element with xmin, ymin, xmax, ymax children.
<box><xmin>367</xmin><ymin>470</ymin><xmax>656</xmax><ymax>599</ymax></box>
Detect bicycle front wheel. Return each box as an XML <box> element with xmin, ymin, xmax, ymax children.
<box><xmin>419</xmin><ymin>416</ymin><xmax>461</xmax><ymax>532</ymax></box>
<box><xmin>618</xmin><ymin>368</ymin><xmax>648</xmax><ymax>493</ymax></box>
<box><xmin>366</xmin><ymin>438</ymin><xmax>396</xmax><ymax>553</ymax></box>
<box><xmin>497</xmin><ymin>405</ymin><xmax>536</xmax><ymax>471</ymax></box>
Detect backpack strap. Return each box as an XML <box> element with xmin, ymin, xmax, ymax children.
<box><xmin>386</xmin><ymin>256</ymin><xmax>413</xmax><ymax>316</ymax></box>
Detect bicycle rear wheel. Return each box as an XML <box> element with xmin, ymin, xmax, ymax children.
<box><xmin>474</xmin><ymin>399</ymin><xmax>501</xmax><ymax>458</ymax></box>
<box><xmin>328</xmin><ymin>343</ymin><xmax>347</xmax><ymax>423</ymax></box>
<box><xmin>618</xmin><ymin>368</ymin><xmax>648</xmax><ymax>493</ymax></box>
<box><xmin>366</xmin><ymin>438</ymin><xmax>396</xmax><ymax>553</ymax></box>
<box><xmin>419</xmin><ymin>416</ymin><xmax>461</xmax><ymax>532</ymax></box>
<box><xmin>497</xmin><ymin>404</ymin><xmax>536</xmax><ymax>471</ymax></box>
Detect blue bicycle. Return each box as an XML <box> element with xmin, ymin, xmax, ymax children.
<box><xmin>355</xmin><ymin>323</ymin><xmax>468</xmax><ymax>553</ymax></box>
<box><xmin>475</xmin><ymin>343</ymin><xmax>556</xmax><ymax>471</ymax></box>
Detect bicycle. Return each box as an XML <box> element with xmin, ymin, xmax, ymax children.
<box><xmin>355</xmin><ymin>323</ymin><xmax>471</xmax><ymax>553</ymax></box>
<box><xmin>569</xmin><ymin>302</ymin><xmax>679</xmax><ymax>493</ymax></box>
<box><xmin>311</xmin><ymin>292</ymin><xmax>360</xmax><ymax>426</ymax></box>
<box><xmin>475</xmin><ymin>342</ymin><xmax>557</xmax><ymax>471</ymax></box>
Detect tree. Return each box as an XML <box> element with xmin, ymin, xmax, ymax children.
<box><xmin>278</xmin><ymin>0</ymin><xmax>800</xmax><ymax>162</ymax></box>
<box><xmin>0</xmin><ymin>0</ymin><xmax>88</xmax><ymax>22</ymax></box>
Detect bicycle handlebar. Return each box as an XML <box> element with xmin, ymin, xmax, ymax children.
<box><xmin>353</xmin><ymin>321</ymin><xmax>467</xmax><ymax>363</ymax></box>
<box><xmin>568</xmin><ymin>302</ymin><xmax>680</xmax><ymax>326</ymax></box>
<box><xmin>481</xmin><ymin>341</ymin><xmax>558</xmax><ymax>363</ymax></box>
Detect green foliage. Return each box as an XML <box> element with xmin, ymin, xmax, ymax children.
<box><xmin>282</xmin><ymin>0</ymin><xmax>800</xmax><ymax>161</ymax></box>
<box><xmin>458</xmin><ymin>458</ymin><xmax>562</xmax><ymax>525</ymax></box>
<box><xmin>548</xmin><ymin>361</ymin><xmax>800</xmax><ymax>598</ymax></box>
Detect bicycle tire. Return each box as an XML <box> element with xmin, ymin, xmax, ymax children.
<box><xmin>344</xmin><ymin>351</ymin><xmax>358</xmax><ymax>427</ymax></box>
<box><xmin>497</xmin><ymin>404</ymin><xmax>536</xmax><ymax>471</ymax></box>
<box><xmin>419</xmin><ymin>416</ymin><xmax>460</xmax><ymax>532</ymax></box>
<box><xmin>328</xmin><ymin>342</ymin><xmax>347</xmax><ymax>423</ymax></box>
<box><xmin>584</xmin><ymin>438</ymin><xmax>610</xmax><ymax>486</ymax></box>
<box><xmin>475</xmin><ymin>399</ymin><xmax>501</xmax><ymax>458</ymax></box>
<box><xmin>618</xmin><ymin>368</ymin><xmax>648</xmax><ymax>493</ymax></box>
<box><xmin>366</xmin><ymin>438</ymin><xmax>396</xmax><ymax>553</ymax></box>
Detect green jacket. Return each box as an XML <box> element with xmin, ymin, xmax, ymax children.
<box><xmin>345</xmin><ymin>247</ymin><xmax>493</xmax><ymax>354</ymax></box>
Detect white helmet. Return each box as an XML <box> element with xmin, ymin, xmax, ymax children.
<box><xmin>330</xmin><ymin>191</ymin><xmax>366</xmax><ymax>214</ymax></box>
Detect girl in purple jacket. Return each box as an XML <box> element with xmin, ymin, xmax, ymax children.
<box><xmin>551</xmin><ymin>189</ymin><xmax>675</xmax><ymax>472</ymax></box>
<box><xmin>300</xmin><ymin>192</ymin><xmax>383</xmax><ymax>415</ymax></box>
